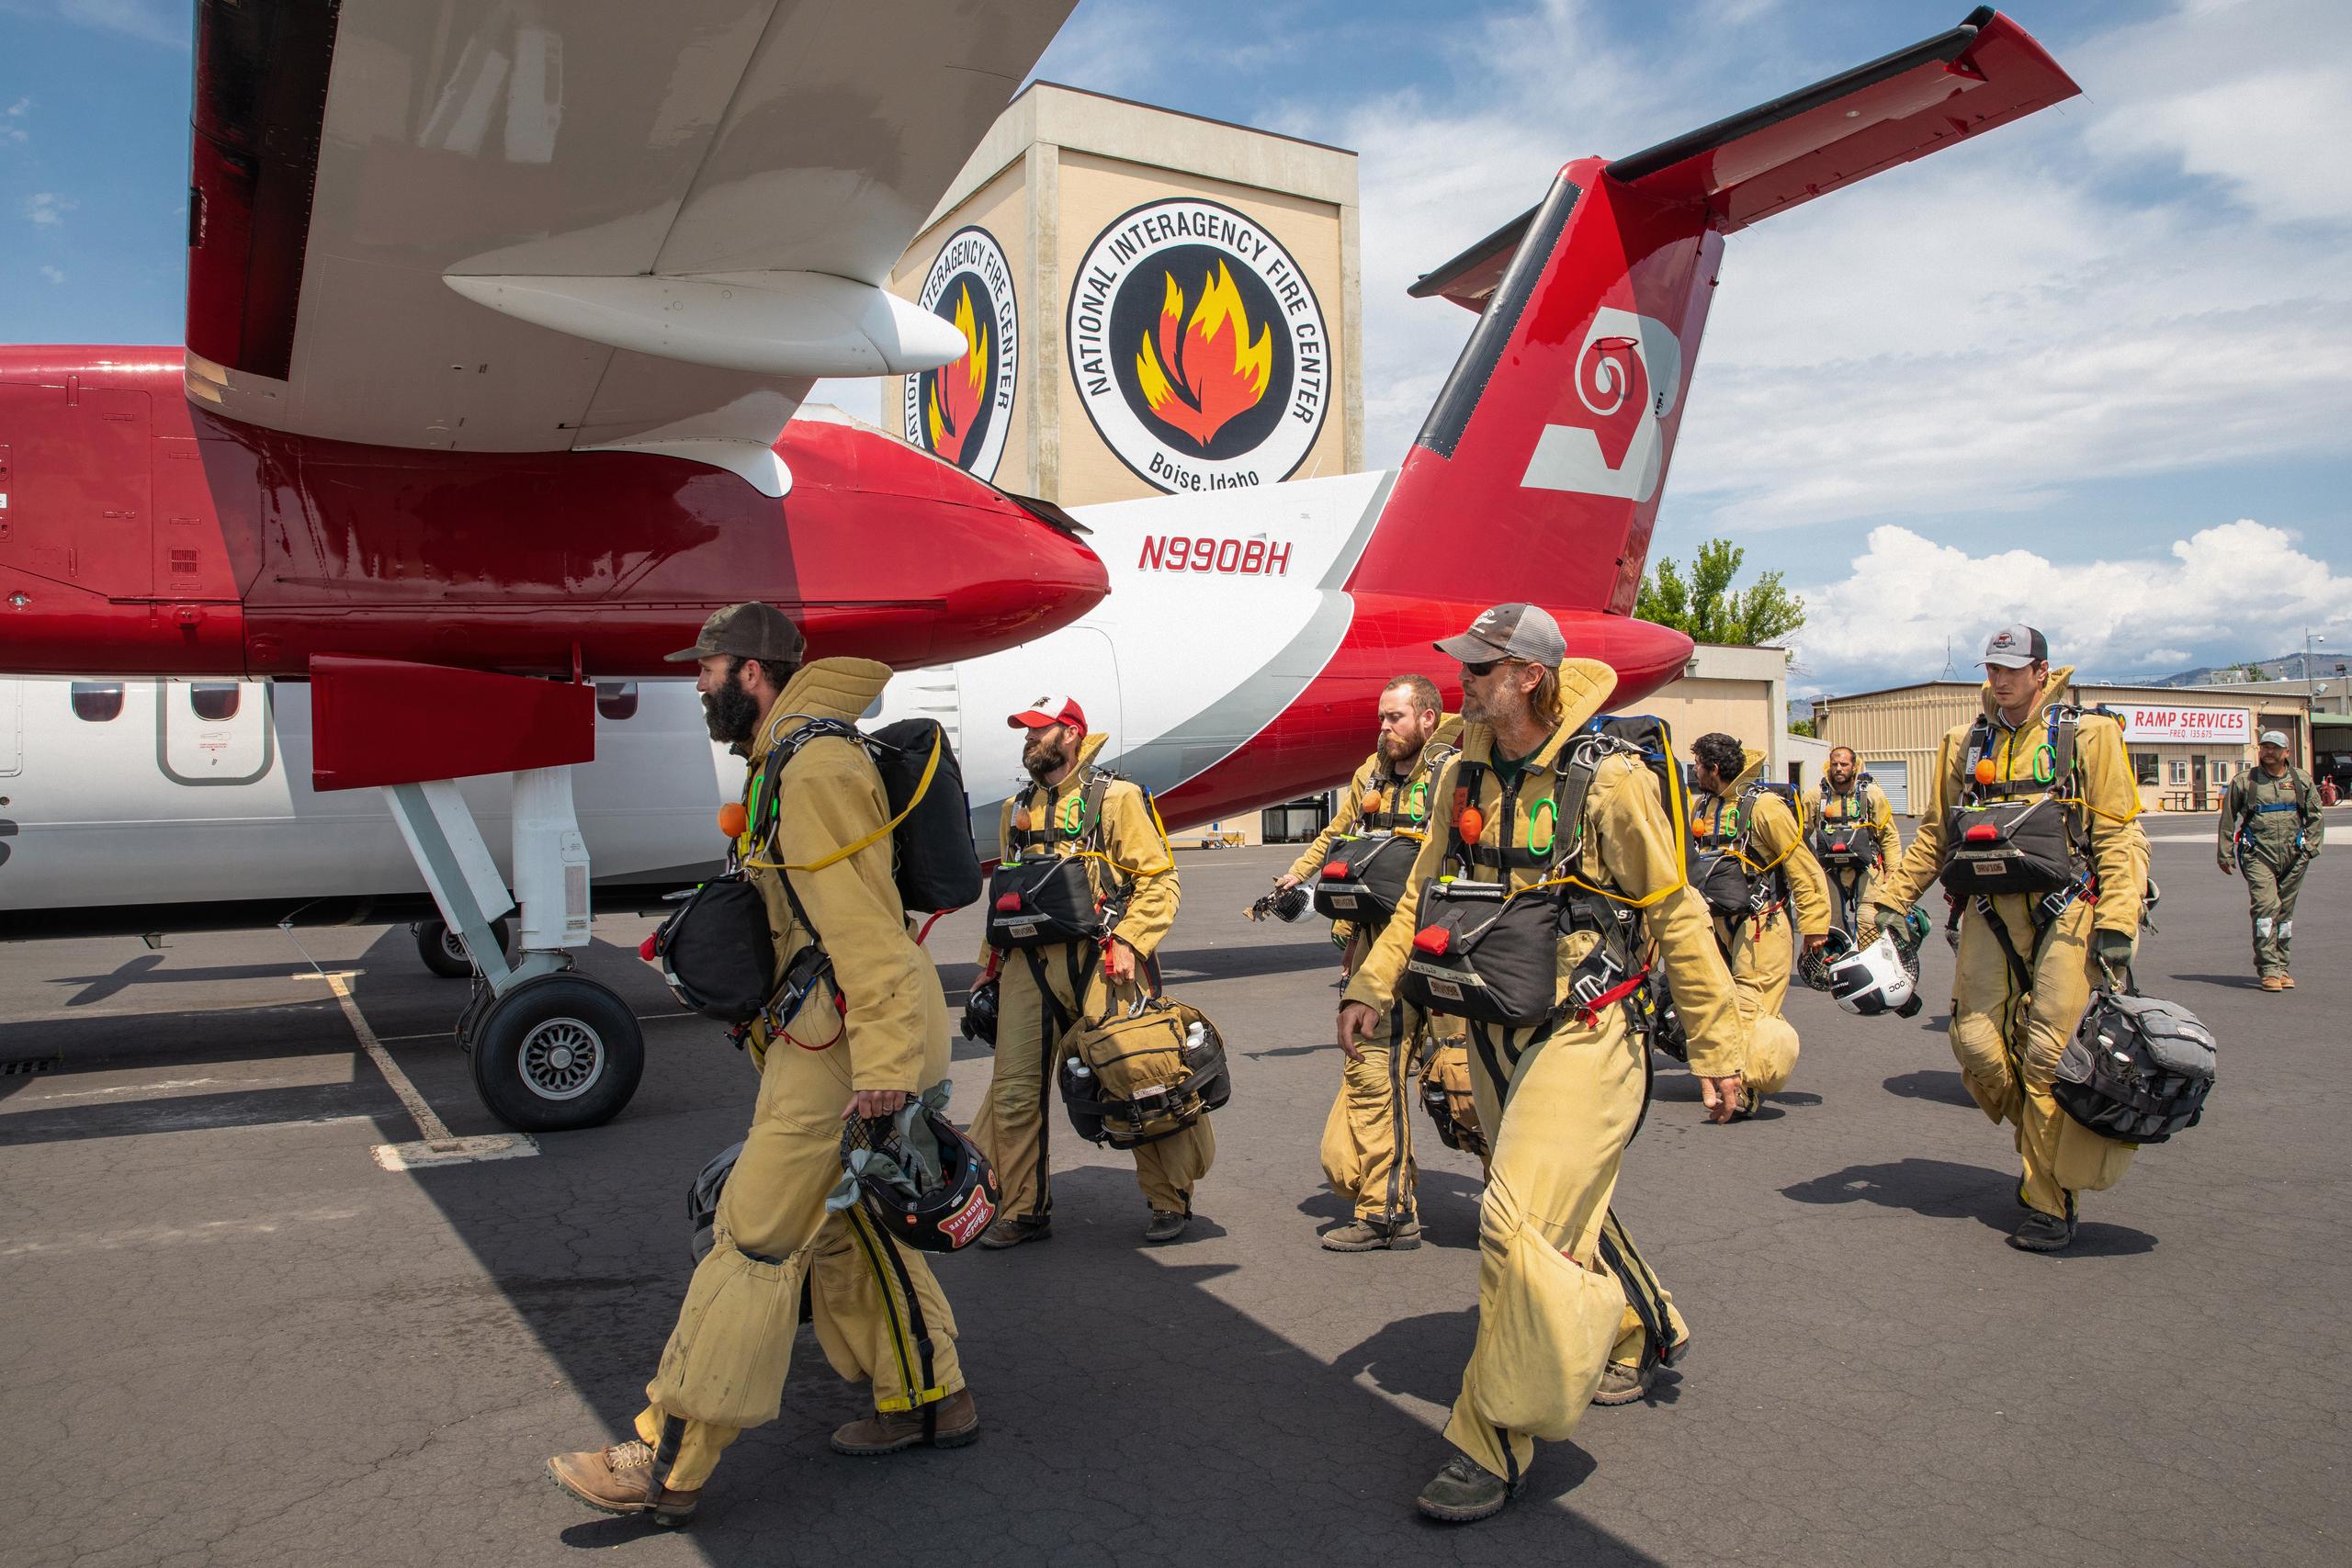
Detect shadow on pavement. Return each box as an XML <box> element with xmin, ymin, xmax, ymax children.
<box><xmin>409</xmin><ymin>1149</ymin><xmax>1671</xmax><ymax>1562</ymax></box>
<box><xmin>1882</xmin><ymin>1069</ymin><xmax>1976</xmax><ymax>1108</ymax></box>
<box><xmin>1779</xmin><ymin>1158</ymin><xmax>2157</xmax><ymax>1255</ymax></box>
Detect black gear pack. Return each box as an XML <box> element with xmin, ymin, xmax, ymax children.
<box><xmin>1810</xmin><ymin>778</ymin><xmax>1883</xmax><ymax>871</ymax></box>
<box><xmin>1939</xmin><ymin>707</ymin><xmax>2090</xmax><ymax>898</ymax></box>
<box><xmin>1399</xmin><ymin>725</ymin><xmax>1666</xmax><ymax>1034</ymax></box>
<box><xmin>986</xmin><ymin>769</ymin><xmax>1145</xmax><ymax>950</ymax></box>
<box><xmin>1312</xmin><ymin>747</ymin><xmax>1453</xmax><ymax>924</ymax></box>
<box><xmin>2054</xmin><ymin>978</ymin><xmax>2217</xmax><ymax>1145</ymax></box>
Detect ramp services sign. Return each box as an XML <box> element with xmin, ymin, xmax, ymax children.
<box><xmin>2120</xmin><ymin>705</ymin><xmax>2250</xmax><ymax>745</ymax></box>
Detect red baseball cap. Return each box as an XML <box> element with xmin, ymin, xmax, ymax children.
<box><xmin>1008</xmin><ymin>694</ymin><xmax>1087</xmax><ymax>733</ymax></box>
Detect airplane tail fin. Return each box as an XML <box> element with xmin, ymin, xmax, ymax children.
<box><xmin>1342</xmin><ymin>6</ymin><xmax>2076</xmax><ymax>618</ymax></box>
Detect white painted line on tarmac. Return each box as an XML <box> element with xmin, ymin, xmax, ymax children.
<box><xmin>371</xmin><ymin>1010</ymin><xmax>695</xmax><ymax>1045</ymax></box>
<box><xmin>315</xmin><ymin>971</ymin><xmax>537</xmax><ymax>1170</ymax></box>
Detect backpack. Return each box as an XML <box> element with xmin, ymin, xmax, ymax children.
<box><xmin>752</xmin><ymin>717</ymin><xmax>982</xmax><ymax>913</ymax></box>
<box><xmin>650</xmin><ymin>717</ymin><xmax>979</xmax><ymax>1025</ymax></box>
<box><xmin>1690</xmin><ymin>778</ymin><xmax>1798</xmax><ymax>917</ymax></box>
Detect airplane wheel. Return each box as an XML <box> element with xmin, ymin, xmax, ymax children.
<box><xmin>466</xmin><ymin>973</ymin><xmax>644</xmax><ymax>1132</ymax></box>
<box><xmin>417</xmin><ymin>916</ymin><xmax>510</xmax><ymax>979</ymax></box>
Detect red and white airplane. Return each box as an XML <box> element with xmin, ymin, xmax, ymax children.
<box><xmin>0</xmin><ymin>5</ymin><xmax>2078</xmax><ymax>1130</ymax></box>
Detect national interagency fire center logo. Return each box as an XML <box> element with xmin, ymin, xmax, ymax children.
<box><xmin>1067</xmin><ymin>197</ymin><xmax>1330</xmax><ymax>493</ymax></box>
<box><xmin>903</xmin><ymin>226</ymin><xmax>1017</xmax><ymax>482</ymax></box>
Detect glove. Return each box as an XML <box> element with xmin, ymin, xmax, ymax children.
<box><xmin>2091</xmin><ymin>929</ymin><xmax>2134</xmax><ymax>977</ymax></box>
<box><xmin>1860</xmin><ymin>905</ymin><xmax>1897</xmax><ymax>941</ymax></box>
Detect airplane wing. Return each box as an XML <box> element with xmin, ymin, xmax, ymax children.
<box><xmin>183</xmin><ymin>0</ymin><xmax>1075</xmax><ymax>494</ymax></box>
<box><xmin>1410</xmin><ymin>6</ymin><xmax>2077</xmax><ymax>310</ymax></box>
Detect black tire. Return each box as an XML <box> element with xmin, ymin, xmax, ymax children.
<box><xmin>466</xmin><ymin>973</ymin><xmax>644</xmax><ymax>1132</ymax></box>
<box><xmin>417</xmin><ymin>916</ymin><xmax>510</xmax><ymax>979</ymax></box>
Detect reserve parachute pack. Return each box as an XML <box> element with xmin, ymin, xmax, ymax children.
<box><xmin>1810</xmin><ymin>777</ymin><xmax>1881</xmax><ymax>872</ymax></box>
<box><xmin>1939</xmin><ymin>706</ymin><xmax>2091</xmax><ymax>898</ymax></box>
<box><xmin>653</xmin><ymin>716</ymin><xmax>980</xmax><ymax>1026</ymax></box>
<box><xmin>986</xmin><ymin>768</ymin><xmax>1138</xmax><ymax>950</ymax></box>
<box><xmin>1399</xmin><ymin>715</ymin><xmax>1683</xmax><ymax>1035</ymax></box>
<box><xmin>1313</xmin><ymin>747</ymin><xmax>1453</xmax><ymax>925</ymax></box>
<box><xmin>1690</xmin><ymin>775</ymin><xmax>1804</xmax><ymax>918</ymax></box>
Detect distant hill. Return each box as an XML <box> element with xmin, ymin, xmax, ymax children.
<box><xmin>2128</xmin><ymin>652</ymin><xmax>2346</xmax><ymax>688</ymax></box>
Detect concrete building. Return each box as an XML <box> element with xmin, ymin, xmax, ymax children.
<box><xmin>883</xmin><ymin>83</ymin><xmax>1362</xmax><ymax>508</ymax></box>
<box><xmin>1816</xmin><ymin>679</ymin><xmax>2316</xmax><ymax>814</ymax></box>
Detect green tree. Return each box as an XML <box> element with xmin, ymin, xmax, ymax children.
<box><xmin>1790</xmin><ymin>716</ymin><xmax>1818</xmax><ymax>738</ymax></box>
<box><xmin>1636</xmin><ymin>539</ymin><xmax>1805</xmax><ymax>646</ymax></box>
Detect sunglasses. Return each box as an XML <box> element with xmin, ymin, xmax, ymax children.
<box><xmin>1461</xmin><ymin>657</ymin><xmax>1522</xmax><ymax>679</ymax></box>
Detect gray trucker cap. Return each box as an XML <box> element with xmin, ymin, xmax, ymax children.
<box><xmin>1435</xmin><ymin>603</ymin><xmax>1567</xmax><ymax>666</ymax></box>
<box><xmin>1980</xmin><ymin>624</ymin><xmax>2049</xmax><ymax>669</ymax></box>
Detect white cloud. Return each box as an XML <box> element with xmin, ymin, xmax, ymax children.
<box><xmin>39</xmin><ymin>265</ymin><xmax>64</xmax><ymax>284</ymax></box>
<box><xmin>1304</xmin><ymin>0</ymin><xmax>2352</xmax><ymax>534</ymax></box>
<box><xmin>23</xmin><ymin>191</ymin><xmax>72</xmax><ymax>227</ymax></box>
<box><xmin>2</xmin><ymin>96</ymin><xmax>27</xmax><ymax>144</ymax></box>
<box><xmin>1789</xmin><ymin>520</ymin><xmax>2352</xmax><ymax>692</ymax></box>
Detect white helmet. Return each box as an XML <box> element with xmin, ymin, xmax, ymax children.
<box><xmin>1829</xmin><ymin>931</ymin><xmax>1923</xmax><ymax>1018</ymax></box>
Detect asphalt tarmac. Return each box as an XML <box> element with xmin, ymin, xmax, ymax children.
<box><xmin>2</xmin><ymin>822</ymin><xmax>2344</xmax><ymax>1567</ymax></box>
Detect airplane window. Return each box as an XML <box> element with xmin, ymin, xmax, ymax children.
<box><xmin>595</xmin><ymin>682</ymin><xmax>639</xmax><ymax>721</ymax></box>
<box><xmin>70</xmin><ymin>682</ymin><xmax>124</xmax><ymax>723</ymax></box>
<box><xmin>189</xmin><ymin>682</ymin><xmax>241</xmax><ymax>722</ymax></box>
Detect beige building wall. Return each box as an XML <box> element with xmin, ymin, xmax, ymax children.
<box><xmin>1817</xmin><ymin>679</ymin><xmax>2315</xmax><ymax>814</ymax></box>
<box><xmin>884</xmin><ymin>83</ymin><xmax>1362</xmax><ymax>507</ymax></box>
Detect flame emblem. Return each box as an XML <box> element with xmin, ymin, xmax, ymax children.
<box><xmin>925</xmin><ymin>284</ymin><xmax>989</xmax><ymax>466</ymax></box>
<box><xmin>1575</xmin><ymin>334</ymin><xmax>1651</xmax><ymax>473</ymax></box>
<box><xmin>1134</xmin><ymin>261</ymin><xmax>1273</xmax><ymax>450</ymax></box>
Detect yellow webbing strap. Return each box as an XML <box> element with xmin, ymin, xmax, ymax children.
<box><xmin>746</xmin><ymin>728</ymin><xmax>943</xmax><ymax>874</ymax></box>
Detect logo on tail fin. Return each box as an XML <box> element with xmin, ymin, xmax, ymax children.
<box><xmin>1519</xmin><ymin>310</ymin><xmax>1684</xmax><ymax>502</ymax></box>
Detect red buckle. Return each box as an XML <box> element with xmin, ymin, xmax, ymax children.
<box><xmin>994</xmin><ymin>892</ymin><xmax>1023</xmax><ymax>912</ymax></box>
<box><xmin>638</xmin><ymin>932</ymin><xmax>660</xmax><ymax>961</ymax></box>
<box><xmin>1323</xmin><ymin>860</ymin><xmax>1350</xmax><ymax>878</ymax></box>
<box><xmin>1963</xmin><ymin>823</ymin><xmax>1999</xmax><ymax>842</ymax></box>
<box><xmin>1412</xmin><ymin>926</ymin><xmax>1450</xmax><ymax>955</ymax></box>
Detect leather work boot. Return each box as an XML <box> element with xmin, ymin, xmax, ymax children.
<box><xmin>1592</xmin><ymin>1360</ymin><xmax>1651</xmax><ymax>1406</ymax></box>
<box><xmin>977</xmin><ymin>1216</ymin><xmax>1051</xmax><ymax>1249</ymax></box>
<box><xmin>1414</xmin><ymin>1452</ymin><xmax>1524</xmax><ymax>1523</ymax></box>
<box><xmin>2261</xmin><ymin>975</ymin><xmax>2285</xmax><ymax>993</ymax></box>
<box><xmin>831</xmin><ymin>1388</ymin><xmax>980</xmax><ymax>1456</ymax></box>
<box><xmin>546</xmin><ymin>1440</ymin><xmax>700</xmax><ymax>1527</ymax></box>
<box><xmin>1322</xmin><ymin>1218</ymin><xmax>1423</xmax><ymax>1252</ymax></box>
<box><xmin>2008</xmin><ymin>1205</ymin><xmax>2077</xmax><ymax>1253</ymax></box>
<box><xmin>1143</xmin><ymin>1208</ymin><xmax>1191</xmax><ymax>1244</ymax></box>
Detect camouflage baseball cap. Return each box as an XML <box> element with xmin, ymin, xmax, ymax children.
<box><xmin>1434</xmin><ymin>603</ymin><xmax>1567</xmax><ymax>666</ymax></box>
<box><xmin>664</xmin><ymin>602</ymin><xmax>807</xmax><ymax>665</ymax></box>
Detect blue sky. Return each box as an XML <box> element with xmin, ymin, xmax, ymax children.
<box><xmin>4</xmin><ymin>0</ymin><xmax>2345</xmax><ymax>694</ymax></box>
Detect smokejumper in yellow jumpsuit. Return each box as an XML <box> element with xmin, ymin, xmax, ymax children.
<box><xmin>1690</xmin><ymin>742</ymin><xmax>1830</xmax><ymax>1112</ymax></box>
<box><xmin>549</xmin><ymin>659</ymin><xmax>970</xmax><ymax>1524</ymax></box>
<box><xmin>1814</xmin><ymin>761</ymin><xmax>1903</xmax><ymax>937</ymax></box>
<box><xmin>1868</xmin><ymin>659</ymin><xmax>2145</xmax><ymax>1252</ymax></box>
<box><xmin>970</xmin><ymin>728</ymin><xmax>1212</xmax><ymax>1244</ymax></box>
<box><xmin>1340</xmin><ymin>658</ymin><xmax>1747</xmax><ymax>1520</ymax></box>
<box><xmin>1282</xmin><ymin>723</ymin><xmax>1460</xmax><ymax>1249</ymax></box>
